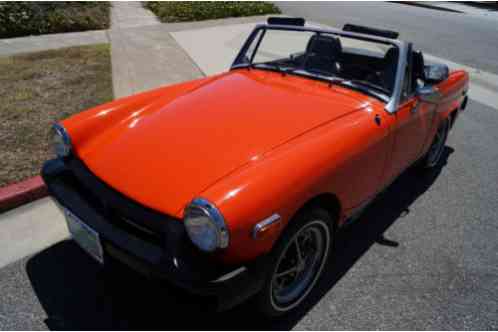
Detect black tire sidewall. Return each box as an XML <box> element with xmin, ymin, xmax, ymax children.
<box><xmin>256</xmin><ymin>207</ymin><xmax>334</xmax><ymax>317</ymax></box>
<box><xmin>421</xmin><ymin>117</ymin><xmax>450</xmax><ymax>169</ymax></box>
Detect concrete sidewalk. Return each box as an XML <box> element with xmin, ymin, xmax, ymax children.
<box><xmin>0</xmin><ymin>2</ymin><xmax>158</xmax><ymax>58</ymax></box>
<box><xmin>0</xmin><ymin>198</ymin><xmax>68</xmax><ymax>268</ymax></box>
<box><xmin>110</xmin><ymin>1</ymin><xmax>160</xmax><ymax>29</ymax></box>
<box><xmin>108</xmin><ymin>6</ymin><xmax>269</xmax><ymax>97</ymax></box>
<box><xmin>109</xmin><ymin>24</ymin><xmax>203</xmax><ymax>98</ymax></box>
<box><xmin>107</xmin><ymin>1</ymin><xmax>201</xmax><ymax>97</ymax></box>
<box><xmin>0</xmin><ymin>30</ymin><xmax>109</xmax><ymax>57</ymax></box>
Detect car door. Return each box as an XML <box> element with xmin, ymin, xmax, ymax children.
<box><xmin>385</xmin><ymin>53</ymin><xmax>432</xmax><ymax>181</ymax></box>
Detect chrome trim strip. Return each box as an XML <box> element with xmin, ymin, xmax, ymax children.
<box><xmin>53</xmin><ymin>123</ymin><xmax>71</xmax><ymax>145</ymax></box>
<box><xmin>53</xmin><ymin>122</ymin><xmax>72</xmax><ymax>157</ymax></box>
<box><xmin>121</xmin><ymin>217</ymin><xmax>156</xmax><ymax>236</ymax></box>
<box><xmin>385</xmin><ymin>41</ymin><xmax>409</xmax><ymax>114</ymax></box>
<box><xmin>252</xmin><ymin>213</ymin><xmax>281</xmax><ymax>239</ymax></box>
<box><xmin>211</xmin><ymin>266</ymin><xmax>247</xmax><ymax>283</ymax></box>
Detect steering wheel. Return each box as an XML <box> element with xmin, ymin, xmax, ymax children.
<box><xmin>344</xmin><ymin>63</ymin><xmax>384</xmax><ymax>85</ymax></box>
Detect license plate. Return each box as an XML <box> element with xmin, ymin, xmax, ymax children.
<box><xmin>64</xmin><ymin>208</ymin><xmax>104</xmax><ymax>264</ymax></box>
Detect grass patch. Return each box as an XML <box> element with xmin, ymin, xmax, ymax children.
<box><xmin>0</xmin><ymin>44</ymin><xmax>113</xmax><ymax>187</ymax></box>
<box><xmin>144</xmin><ymin>1</ymin><xmax>280</xmax><ymax>23</ymax></box>
<box><xmin>0</xmin><ymin>2</ymin><xmax>110</xmax><ymax>39</ymax></box>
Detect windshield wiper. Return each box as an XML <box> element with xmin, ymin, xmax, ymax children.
<box><xmin>290</xmin><ymin>69</ymin><xmax>344</xmax><ymax>85</ymax></box>
<box><xmin>339</xmin><ymin>79</ymin><xmax>389</xmax><ymax>95</ymax></box>
<box><xmin>293</xmin><ymin>73</ymin><xmax>387</xmax><ymax>95</ymax></box>
<box><xmin>253</xmin><ymin>63</ymin><xmax>297</xmax><ymax>75</ymax></box>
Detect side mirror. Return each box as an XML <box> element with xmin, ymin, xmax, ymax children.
<box><xmin>416</xmin><ymin>85</ymin><xmax>441</xmax><ymax>103</ymax></box>
<box><xmin>424</xmin><ymin>64</ymin><xmax>449</xmax><ymax>84</ymax></box>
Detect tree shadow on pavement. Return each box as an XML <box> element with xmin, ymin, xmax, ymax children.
<box><xmin>26</xmin><ymin>147</ymin><xmax>453</xmax><ymax>330</ymax></box>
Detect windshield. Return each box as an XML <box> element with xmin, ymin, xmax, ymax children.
<box><xmin>234</xmin><ymin>27</ymin><xmax>399</xmax><ymax>100</ymax></box>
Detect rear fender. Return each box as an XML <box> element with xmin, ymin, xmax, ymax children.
<box><xmin>434</xmin><ymin>70</ymin><xmax>469</xmax><ymax>123</ymax></box>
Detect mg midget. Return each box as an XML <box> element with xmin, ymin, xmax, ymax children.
<box><xmin>42</xmin><ymin>18</ymin><xmax>469</xmax><ymax>316</ymax></box>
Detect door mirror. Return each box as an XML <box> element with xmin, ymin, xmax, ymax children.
<box><xmin>416</xmin><ymin>85</ymin><xmax>441</xmax><ymax>103</ymax></box>
<box><xmin>424</xmin><ymin>64</ymin><xmax>449</xmax><ymax>84</ymax></box>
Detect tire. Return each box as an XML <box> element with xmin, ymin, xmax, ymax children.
<box><xmin>255</xmin><ymin>208</ymin><xmax>333</xmax><ymax>317</ymax></box>
<box><xmin>100</xmin><ymin>254</ymin><xmax>131</xmax><ymax>282</ymax></box>
<box><xmin>419</xmin><ymin>117</ymin><xmax>450</xmax><ymax>169</ymax></box>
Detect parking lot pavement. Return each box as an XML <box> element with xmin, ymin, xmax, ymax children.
<box><xmin>0</xmin><ymin>198</ymin><xmax>68</xmax><ymax>269</ymax></box>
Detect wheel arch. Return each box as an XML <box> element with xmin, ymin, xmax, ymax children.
<box><xmin>449</xmin><ymin>106</ymin><xmax>460</xmax><ymax>128</ymax></box>
<box><xmin>289</xmin><ymin>192</ymin><xmax>342</xmax><ymax>232</ymax></box>
<box><xmin>461</xmin><ymin>96</ymin><xmax>468</xmax><ymax>111</ymax></box>
<box><xmin>449</xmin><ymin>95</ymin><xmax>467</xmax><ymax>128</ymax></box>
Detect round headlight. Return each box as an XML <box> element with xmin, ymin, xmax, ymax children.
<box><xmin>184</xmin><ymin>198</ymin><xmax>229</xmax><ymax>252</ymax></box>
<box><xmin>53</xmin><ymin>123</ymin><xmax>72</xmax><ymax>157</ymax></box>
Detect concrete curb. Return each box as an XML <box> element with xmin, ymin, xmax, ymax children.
<box><xmin>0</xmin><ymin>176</ymin><xmax>48</xmax><ymax>213</ymax></box>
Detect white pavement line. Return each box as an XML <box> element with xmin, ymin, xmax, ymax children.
<box><xmin>172</xmin><ymin>22</ymin><xmax>498</xmax><ymax>110</ymax></box>
<box><xmin>465</xmin><ymin>84</ymin><xmax>498</xmax><ymax>110</ymax></box>
<box><xmin>0</xmin><ymin>197</ymin><xmax>69</xmax><ymax>269</ymax></box>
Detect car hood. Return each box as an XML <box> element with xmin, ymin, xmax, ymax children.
<box><xmin>73</xmin><ymin>70</ymin><xmax>370</xmax><ymax>217</ymax></box>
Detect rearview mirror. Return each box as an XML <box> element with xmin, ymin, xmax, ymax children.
<box><xmin>424</xmin><ymin>64</ymin><xmax>449</xmax><ymax>84</ymax></box>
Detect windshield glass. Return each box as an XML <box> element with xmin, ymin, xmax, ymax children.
<box><xmin>235</xmin><ymin>28</ymin><xmax>399</xmax><ymax>98</ymax></box>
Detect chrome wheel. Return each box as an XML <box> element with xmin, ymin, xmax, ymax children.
<box><xmin>270</xmin><ymin>220</ymin><xmax>330</xmax><ymax>311</ymax></box>
<box><xmin>426</xmin><ymin>120</ymin><xmax>449</xmax><ymax>167</ymax></box>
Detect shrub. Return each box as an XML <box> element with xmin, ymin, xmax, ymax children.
<box><xmin>0</xmin><ymin>2</ymin><xmax>110</xmax><ymax>38</ymax></box>
<box><xmin>145</xmin><ymin>1</ymin><xmax>280</xmax><ymax>23</ymax></box>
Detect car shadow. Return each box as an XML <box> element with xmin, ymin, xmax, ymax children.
<box><xmin>26</xmin><ymin>147</ymin><xmax>453</xmax><ymax>330</ymax></box>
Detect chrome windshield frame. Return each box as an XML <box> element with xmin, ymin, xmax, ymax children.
<box><xmin>231</xmin><ymin>24</ymin><xmax>409</xmax><ymax>114</ymax></box>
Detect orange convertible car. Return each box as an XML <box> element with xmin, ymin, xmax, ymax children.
<box><xmin>42</xmin><ymin>18</ymin><xmax>469</xmax><ymax>316</ymax></box>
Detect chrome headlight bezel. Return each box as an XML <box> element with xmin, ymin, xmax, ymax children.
<box><xmin>53</xmin><ymin>123</ymin><xmax>72</xmax><ymax>157</ymax></box>
<box><xmin>184</xmin><ymin>198</ymin><xmax>229</xmax><ymax>252</ymax></box>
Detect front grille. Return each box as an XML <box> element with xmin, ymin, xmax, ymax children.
<box><xmin>111</xmin><ymin>215</ymin><xmax>162</xmax><ymax>245</ymax></box>
<box><xmin>63</xmin><ymin>156</ymin><xmax>182</xmax><ymax>246</ymax></box>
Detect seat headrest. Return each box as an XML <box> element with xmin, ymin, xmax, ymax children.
<box><xmin>412</xmin><ymin>50</ymin><xmax>425</xmax><ymax>81</ymax></box>
<box><xmin>384</xmin><ymin>47</ymin><xmax>399</xmax><ymax>66</ymax></box>
<box><xmin>306</xmin><ymin>35</ymin><xmax>342</xmax><ymax>58</ymax></box>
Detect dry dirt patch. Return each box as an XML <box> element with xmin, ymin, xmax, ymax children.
<box><xmin>0</xmin><ymin>44</ymin><xmax>113</xmax><ymax>186</ymax></box>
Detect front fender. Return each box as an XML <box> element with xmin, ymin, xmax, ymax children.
<box><xmin>202</xmin><ymin>105</ymin><xmax>391</xmax><ymax>264</ymax></box>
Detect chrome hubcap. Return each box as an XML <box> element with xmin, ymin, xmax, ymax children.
<box><xmin>270</xmin><ymin>221</ymin><xmax>329</xmax><ymax>310</ymax></box>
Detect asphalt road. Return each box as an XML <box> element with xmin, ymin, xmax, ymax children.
<box><xmin>1</xmin><ymin>3</ymin><xmax>498</xmax><ymax>330</ymax></box>
<box><xmin>278</xmin><ymin>1</ymin><xmax>498</xmax><ymax>75</ymax></box>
